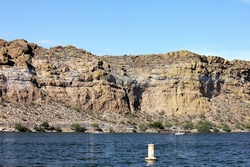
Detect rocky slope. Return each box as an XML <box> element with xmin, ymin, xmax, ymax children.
<box><xmin>0</xmin><ymin>39</ymin><xmax>249</xmax><ymax>132</ymax></box>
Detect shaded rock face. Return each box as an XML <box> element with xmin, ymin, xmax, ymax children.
<box><xmin>0</xmin><ymin>39</ymin><xmax>250</xmax><ymax>124</ymax></box>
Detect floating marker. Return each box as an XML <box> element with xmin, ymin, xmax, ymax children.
<box><xmin>145</xmin><ymin>144</ymin><xmax>157</xmax><ymax>162</ymax></box>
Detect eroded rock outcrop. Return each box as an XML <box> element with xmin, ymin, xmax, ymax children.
<box><xmin>0</xmin><ymin>39</ymin><xmax>249</xmax><ymax>131</ymax></box>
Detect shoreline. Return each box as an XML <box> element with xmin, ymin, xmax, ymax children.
<box><xmin>1</xmin><ymin>126</ymin><xmax>249</xmax><ymax>134</ymax></box>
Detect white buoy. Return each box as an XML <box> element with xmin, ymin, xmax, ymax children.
<box><xmin>145</xmin><ymin>144</ymin><xmax>157</xmax><ymax>162</ymax></box>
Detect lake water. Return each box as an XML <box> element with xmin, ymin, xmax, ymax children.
<box><xmin>0</xmin><ymin>132</ymin><xmax>249</xmax><ymax>166</ymax></box>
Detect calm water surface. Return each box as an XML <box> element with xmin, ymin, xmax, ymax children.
<box><xmin>0</xmin><ymin>132</ymin><xmax>249</xmax><ymax>166</ymax></box>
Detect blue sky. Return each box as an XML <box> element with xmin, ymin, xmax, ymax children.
<box><xmin>1</xmin><ymin>0</ymin><xmax>250</xmax><ymax>60</ymax></box>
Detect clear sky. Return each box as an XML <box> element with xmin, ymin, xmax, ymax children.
<box><xmin>1</xmin><ymin>0</ymin><xmax>250</xmax><ymax>60</ymax></box>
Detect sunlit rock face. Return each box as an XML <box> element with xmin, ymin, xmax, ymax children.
<box><xmin>0</xmin><ymin>39</ymin><xmax>249</xmax><ymax>129</ymax></box>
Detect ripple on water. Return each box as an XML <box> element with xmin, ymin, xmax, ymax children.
<box><xmin>0</xmin><ymin>133</ymin><xmax>249</xmax><ymax>166</ymax></box>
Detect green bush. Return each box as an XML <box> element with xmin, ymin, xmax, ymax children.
<box><xmin>14</xmin><ymin>123</ymin><xmax>31</xmax><ymax>132</ymax></box>
<box><xmin>244</xmin><ymin>123</ymin><xmax>250</xmax><ymax>129</ymax></box>
<box><xmin>70</xmin><ymin>123</ymin><xmax>86</xmax><ymax>132</ymax></box>
<box><xmin>213</xmin><ymin>128</ymin><xmax>220</xmax><ymax>133</ymax></box>
<box><xmin>34</xmin><ymin>124</ymin><xmax>45</xmax><ymax>132</ymax></box>
<box><xmin>90</xmin><ymin>123</ymin><xmax>102</xmax><ymax>131</ymax></box>
<box><xmin>184</xmin><ymin>121</ymin><xmax>194</xmax><ymax>130</ymax></box>
<box><xmin>164</xmin><ymin>122</ymin><xmax>173</xmax><ymax>128</ymax></box>
<box><xmin>197</xmin><ymin>121</ymin><xmax>212</xmax><ymax>133</ymax></box>
<box><xmin>34</xmin><ymin>122</ymin><xmax>57</xmax><ymax>132</ymax></box>
<box><xmin>148</xmin><ymin>121</ymin><xmax>164</xmax><ymax>129</ymax></box>
<box><xmin>222</xmin><ymin>123</ymin><xmax>231</xmax><ymax>132</ymax></box>
<box><xmin>138</xmin><ymin>123</ymin><xmax>147</xmax><ymax>132</ymax></box>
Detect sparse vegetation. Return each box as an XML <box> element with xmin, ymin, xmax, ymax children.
<box><xmin>70</xmin><ymin>123</ymin><xmax>86</xmax><ymax>132</ymax></box>
<box><xmin>164</xmin><ymin>122</ymin><xmax>173</xmax><ymax>128</ymax></box>
<box><xmin>109</xmin><ymin>127</ymin><xmax>115</xmax><ymax>133</ymax></box>
<box><xmin>197</xmin><ymin>121</ymin><xmax>213</xmax><ymax>133</ymax></box>
<box><xmin>213</xmin><ymin>128</ymin><xmax>220</xmax><ymax>133</ymax></box>
<box><xmin>90</xmin><ymin>123</ymin><xmax>102</xmax><ymax>131</ymax></box>
<box><xmin>244</xmin><ymin>123</ymin><xmax>250</xmax><ymax>129</ymax></box>
<box><xmin>34</xmin><ymin>121</ymin><xmax>57</xmax><ymax>132</ymax></box>
<box><xmin>148</xmin><ymin>121</ymin><xmax>164</xmax><ymax>129</ymax></box>
<box><xmin>184</xmin><ymin>121</ymin><xmax>194</xmax><ymax>130</ymax></box>
<box><xmin>138</xmin><ymin>123</ymin><xmax>147</xmax><ymax>132</ymax></box>
<box><xmin>222</xmin><ymin>123</ymin><xmax>231</xmax><ymax>132</ymax></box>
<box><xmin>14</xmin><ymin>123</ymin><xmax>31</xmax><ymax>132</ymax></box>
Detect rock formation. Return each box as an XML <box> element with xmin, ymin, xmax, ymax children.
<box><xmin>0</xmin><ymin>39</ymin><xmax>249</xmax><ymax>132</ymax></box>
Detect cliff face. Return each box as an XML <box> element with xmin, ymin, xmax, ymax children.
<box><xmin>0</xmin><ymin>39</ymin><xmax>249</xmax><ymax>131</ymax></box>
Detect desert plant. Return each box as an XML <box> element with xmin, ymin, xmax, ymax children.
<box><xmin>34</xmin><ymin>124</ymin><xmax>45</xmax><ymax>132</ymax></box>
<box><xmin>197</xmin><ymin>121</ymin><xmax>212</xmax><ymax>133</ymax></box>
<box><xmin>14</xmin><ymin>123</ymin><xmax>31</xmax><ymax>132</ymax></box>
<box><xmin>222</xmin><ymin>123</ymin><xmax>231</xmax><ymax>132</ymax></box>
<box><xmin>148</xmin><ymin>121</ymin><xmax>164</xmax><ymax>129</ymax></box>
<box><xmin>244</xmin><ymin>123</ymin><xmax>250</xmax><ymax>129</ymax></box>
<box><xmin>138</xmin><ymin>123</ymin><xmax>147</xmax><ymax>132</ymax></box>
<box><xmin>40</xmin><ymin>121</ymin><xmax>50</xmax><ymax>130</ymax></box>
<box><xmin>109</xmin><ymin>127</ymin><xmax>115</xmax><ymax>133</ymax></box>
<box><xmin>70</xmin><ymin>123</ymin><xmax>86</xmax><ymax>132</ymax></box>
<box><xmin>184</xmin><ymin>121</ymin><xmax>194</xmax><ymax>130</ymax></box>
<box><xmin>34</xmin><ymin>122</ymin><xmax>56</xmax><ymax>132</ymax></box>
<box><xmin>164</xmin><ymin>122</ymin><xmax>173</xmax><ymax>128</ymax></box>
<box><xmin>91</xmin><ymin>123</ymin><xmax>99</xmax><ymax>129</ymax></box>
<box><xmin>213</xmin><ymin>128</ymin><xmax>220</xmax><ymax>133</ymax></box>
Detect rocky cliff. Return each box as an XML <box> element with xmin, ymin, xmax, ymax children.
<box><xmin>0</xmin><ymin>39</ymin><xmax>249</xmax><ymax>132</ymax></box>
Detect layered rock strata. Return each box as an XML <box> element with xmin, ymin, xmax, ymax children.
<box><xmin>0</xmin><ymin>39</ymin><xmax>249</xmax><ymax>131</ymax></box>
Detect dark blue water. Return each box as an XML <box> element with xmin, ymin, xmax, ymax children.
<box><xmin>0</xmin><ymin>133</ymin><xmax>249</xmax><ymax>166</ymax></box>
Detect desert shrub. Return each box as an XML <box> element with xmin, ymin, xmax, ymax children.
<box><xmin>197</xmin><ymin>121</ymin><xmax>212</xmax><ymax>133</ymax></box>
<box><xmin>244</xmin><ymin>123</ymin><xmax>250</xmax><ymax>129</ymax></box>
<box><xmin>34</xmin><ymin>122</ymin><xmax>56</xmax><ymax>132</ymax></box>
<box><xmin>90</xmin><ymin>123</ymin><xmax>102</xmax><ymax>131</ymax></box>
<box><xmin>138</xmin><ymin>123</ymin><xmax>147</xmax><ymax>132</ymax></box>
<box><xmin>70</xmin><ymin>123</ymin><xmax>86</xmax><ymax>132</ymax></box>
<box><xmin>148</xmin><ymin>121</ymin><xmax>164</xmax><ymax>129</ymax></box>
<box><xmin>14</xmin><ymin>123</ymin><xmax>31</xmax><ymax>132</ymax></box>
<box><xmin>40</xmin><ymin>121</ymin><xmax>50</xmax><ymax>130</ymax></box>
<box><xmin>164</xmin><ymin>122</ymin><xmax>173</xmax><ymax>128</ymax></box>
<box><xmin>222</xmin><ymin>123</ymin><xmax>231</xmax><ymax>132</ymax></box>
<box><xmin>213</xmin><ymin>128</ymin><xmax>220</xmax><ymax>133</ymax></box>
<box><xmin>91</xmin><ymin>123</ymin><xmax>99</xmax><ymax>129</ymax></box>
<box><xmin>109</xmin><ymin>127</ymin><xmax>115</xmax><ymax>133</ymax></box>
<box><xmin>235</xmin><ymin>124</ymin><xmax>243</xmax><ymax>130</ymax></box>
<box><xmin>34</xmin><ymin>124</ymin><xmax>45</xmax><ymax>132</ymax></box>
<box><xmin>184</xmin><ymin>121</ymin><xmax>194</xmax><ymax>130</ymax></box>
